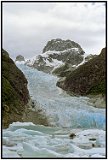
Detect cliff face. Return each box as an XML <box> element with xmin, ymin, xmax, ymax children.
<box><xmin>57</xmin><ymin>48</ymin><xmax>106</xmax><ymax>96</ymax></box>
<box><xmin>2</xmin><ymin>49</ymin><xmax>29</xmax><ymax>128</ymax></box>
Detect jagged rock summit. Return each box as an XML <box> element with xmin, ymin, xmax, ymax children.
<box><xmin>43</xmin><ymin>38</ymin><xmax>84</xmax><ymax>53</ymax></box>
<box><xmin>15</xmin><ymin>55</ymin><xmax>25</xmax><ymax>62</ymax></box>
<box><xmin>25</xmin><ymin>39</ymin><xmax>85</xmax><ymax>73</ymax></box>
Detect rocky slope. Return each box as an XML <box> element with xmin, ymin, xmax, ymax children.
<box><xmin>57</xmin><ymin>48</ymin><xmax>106</xmax><ymax>96</ymax></box>
<box><xmin>2</xmin><ymin>49</ymin><xmax>29</xmax><ymax>128</ymax></box>
<box><xmin>52</xmin><ymin>62</ymin><xmax>76</xmax><ymax>77</ymax></box>
<box><xmin>25</xmin><ymin>39</ymin><xmax>85</xmax><ymax>73</ymax></box>
<box><xmin>85</xmin><ymin>54</ymin><xmax>97</xmax><ymax>62</ymax></box>
<box><xmin>52</xmin><ymin>54</ymin><xmax>97</xmax><ymax>77</ymax></box>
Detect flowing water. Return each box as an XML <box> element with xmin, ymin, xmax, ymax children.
<box><xmin>2</xmin><ymin>63</ymin><xmax>106</xmax><ymax>158</ymax></box>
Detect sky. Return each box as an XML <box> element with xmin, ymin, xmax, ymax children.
<box><xmin>3</xmin><ymin>2</ymin><xmax>106</xmax><ymax>59</ymax></box>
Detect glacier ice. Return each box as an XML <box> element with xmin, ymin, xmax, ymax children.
<box><xmin>2</xmin><ymin>63</ymin><xmax>106</xmax><ymax>158</ymax></box>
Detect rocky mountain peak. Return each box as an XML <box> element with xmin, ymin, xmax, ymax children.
<box><xmin>25</xmin><ymin>39</ymin><xmax>85</xmax><ymax>73</ymax></box>
<box><xmin>43</xmin><ymin>38</ymin><xmax>84</xmax><ymax>54</ymax></box>
<box><xmin>15</xmin><ymin>55</ymin><xmax>25</xmax><ymax>62</ymax></box>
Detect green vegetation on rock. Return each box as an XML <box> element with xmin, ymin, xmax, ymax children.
<box><xmin>57</xmin><ymin>48</ymin><xmax>106</xmax><ymax>96</ymax></box>
<box><xmin>2</xmin><ymin>49</ymin><xmax>29</xmax><ymax>128</ymax></box>
<box><xmin>88</xmin><ymin>80</ymin><xmax>106</xmax><ymax>95</ymax></box>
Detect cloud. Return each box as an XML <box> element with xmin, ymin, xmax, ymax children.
<box><xmin>3</xmin><ymin>2</ymin><xmax>106</xmax><ymax>59</ymax></box>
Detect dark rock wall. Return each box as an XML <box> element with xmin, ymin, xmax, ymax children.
<box><xmin>2</xmin><ymin>49</ymin><xmax>29</xmax><ymax>128</ymax></box>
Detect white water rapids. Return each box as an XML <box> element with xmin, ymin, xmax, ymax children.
<box><xmin>2</xmin><ymin>63</ymin><xmax>106</xmax><ymax>158</ymax></box>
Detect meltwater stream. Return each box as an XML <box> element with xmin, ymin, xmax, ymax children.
<box><xmin>3</xmin><ymin>63</ymin><xmax>106</xmax><ymax>158</ymax></box>
<box><xmin>17</xmin><ymin>64</ymin><xmax>105</xmax><ymax>129</ymax></box>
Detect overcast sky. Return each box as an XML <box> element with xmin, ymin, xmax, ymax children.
<box><xmin>3</xmin><ymin>2</ymin><xmax>106</xmax><ymax>59</ymax></box>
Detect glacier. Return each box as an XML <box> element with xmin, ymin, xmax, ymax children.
<box><xmin>3</xmin><ymin>123</ymin><xmax>106</xmax><ymax>158</ymax></box>
<box><xmin>2</xmin><ymin>63</ymin><xmax>106</xmax><ymax>158</ymax></box>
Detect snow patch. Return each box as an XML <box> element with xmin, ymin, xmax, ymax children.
<box><xmin>41</xmin><ymin>48</ymin><xmax>80</xmax><ymax>58</ymax></box>
<box><xmin>45</xmin><ymin>58</ymin><xmax>64</xmax><ymax>68</ymax></box>
<box><xmin>25</xmin><ymin>47</ymin><xmax>80</xmax><ymax>68</ymax></box>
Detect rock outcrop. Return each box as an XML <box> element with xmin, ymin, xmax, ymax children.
<box><xmin>2</xmin><ymin>49</ymin><xmax>29</xmax><ymax>128</ymax></box>
<box><xmin>85</xmin><ymin>54</ymin><xmax>97</xmax><ymax>62</ymax></box>
<box><xmin>25</xmin><ymin>39</ymin><xmax>85</xmax><ymax>73</ymax></box>
<box><xmin>52</xmin><ymin>53</ymin><xmax>97</xmax><ymax>77</ymax></box>
<box><xmin>15</xmin><ymin>55</ymin><xmax>25</xmax><ymax>61</ymax></box>
<box><xmin>52</xmin><ymin>63</ymin><xmax>76</xmax><ymax>77</ymax></box>
<box><xmin>57</xmin><ymin>48</ymin><xmax>106</xmax><ymax>96</ymax></box>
